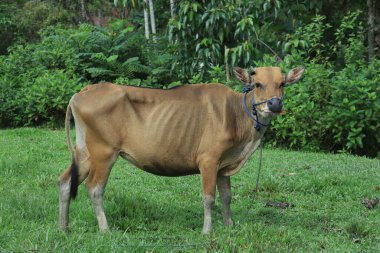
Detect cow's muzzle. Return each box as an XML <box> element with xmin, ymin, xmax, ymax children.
<box><xmin>267</xmin><ymin>97</ymin><xmax>283</xmax><ymax>113</ymax></box>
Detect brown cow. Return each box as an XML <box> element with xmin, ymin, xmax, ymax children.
<box><xmin>58</xmin><ymin>66</ymin><xmax>304</xmax><ymax>234</ymax></box>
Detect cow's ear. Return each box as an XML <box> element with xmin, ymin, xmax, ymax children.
<box><xmin>285</xmin><ymin>66</ymin><xmax>305</xmax><ymax>85</ymax></box>
<box><xmin>233</xmin><ymin>67</ymin><xmax>251</xmax><ymax>85</ymax></box>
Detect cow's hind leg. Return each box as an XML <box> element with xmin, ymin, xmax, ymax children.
<box><xmin>217</xmin><ymin>175</ymin><xmax>233</xmax><ymax>227</ymax></box>
<box><xmin>58</xmin><ymin>150</ymin><xmax>90</xmax><ymax>231</ymax></box>
<box><xmin>85</xmin><ymin>148</ymin><xmax>118</xmax><ymax>232</ymax></box>
<box><xmin>58</xmin><ymin>168</ymin><xmax>72</xmax><ymax>231</ymax></box>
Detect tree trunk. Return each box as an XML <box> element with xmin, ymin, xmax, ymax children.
<box><xmin>144</xmin><ymin>0</ymin><xmax>150</xmax><ymax>39</ymax></box>
<box><xmin>225</xmin><ymin>46</ymin><xmax>230</xmax><ymax>81</ymax></box>
<box><xmin>170</xmin><ymin>0</ymin><xmax>176</xmax><ymax>18</ymax></box>
<box><xmin>80</xmin><ymin>0</ymin><xmax>89</xmax><ymax>22</ymax></box>
<box><xmin>97</xmin><ymin>9</ymin><xmax>102</xmax><ymax>22</ymax></box>
<box><xmin>148</xmin><ymin>0</ymin><xmax>157</xmax><ymax>42</ymax></box>
<box><xmin>367</xmin><ymin>0</ymin><xmax>375</xmax><ymax>60</ymax></box>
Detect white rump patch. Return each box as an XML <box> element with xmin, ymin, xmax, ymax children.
<box><xmin>71</xmin><ymin>108</ymin><xmax>87</xmax><ymax>151</ymax></box>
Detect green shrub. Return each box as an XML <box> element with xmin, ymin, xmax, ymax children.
<box><xmin>283</xmin><ymin>15</ymin><xmax>332</xmax><ymax>63</ymax></box>
<box><xmin>0</xmin><ymin>68</ymin><xmax>83</xmax><ymax>127</ymax></box>
<box><xmin>21</xmin><ymin>70</ymin><xmax>84</xmax><ymax>126</ymax></box>
<box><xmin>0</xmin><ymin>21</ymin><xmax>157</xmax><ymax>127</ymax></box>
<box><xmin>73</xmin><ymin>23</ymin><xmax>151</xmax><ymax>82</ymax></box>
<box><xmin>326</xmin><ymin>61</ymin><xmax>380</xmax><ymax>156</ymax></box>
<box><xmin>0</xmin><ymin>31</ymin><xmax>80</xmax><ymax>127</ymax></box>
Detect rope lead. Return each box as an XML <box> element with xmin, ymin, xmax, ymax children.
<box><xmin>252</xmin><ymin>140</ymin><xmax>264</xmax><ymax>200</ymax></box>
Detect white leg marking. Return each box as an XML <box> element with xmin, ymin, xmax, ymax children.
<box><xmin>88</xmin><ymin>185</ymin><xmax>109</xmax><ymax>232</ymax></box>
<box><xmin>202</xmin><ymin>195</ymin><xmax>215</xmax><ymax>234</ymax></box>
<box><xmin>58</xmin><ymin>180</ymin><xmax>71</xmax><ymax>230</ymax></box>
<box><xmin>217</xmin><ymin>176</ymin><xmax>233</xmax><ymax>226</ymax></box>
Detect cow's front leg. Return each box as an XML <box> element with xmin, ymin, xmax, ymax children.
<box><xmin>217</xmin><ymin>175</ymin><xmax>233</xmax><ymax>226</ymax></box>
<box><xmin>87</xmin><ymin>184</ymin><xmax>109</xmax><ymax>231</ymax></box>
<box><xmin>199</xmin><ymin>159</ymin><xmax>218</xmax><ymax>234</ymax></box>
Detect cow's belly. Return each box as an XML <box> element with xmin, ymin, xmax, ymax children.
<box><xmin>120</xmin><ymin>137</ymin><xmax>262</xmax><ymax>177</ymax></box>
<box><xmin>119</xmin><ymin>151</ymin><xmax>199</xmax><ymax>177</ymax></box>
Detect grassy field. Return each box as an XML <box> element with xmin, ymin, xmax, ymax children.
<box><xmin>0</xmin><ymin>128</ymin><xmax>379</xmax><ymax>252</ymax></box>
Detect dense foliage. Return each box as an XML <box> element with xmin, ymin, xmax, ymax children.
<box><xmin>0</xmin><ymin>21</ymin><xmax>172</xmax><ymax>127</ymax></box>
<box><xmin>0</xmin><ymin>0</ymin><xmax>379</xmax><ymax>157</ymax></box>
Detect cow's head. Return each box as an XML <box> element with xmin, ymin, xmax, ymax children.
<box><xmin>233</xmin><ymin>66</ymin><xmax>304</xmax><ymax>117</ymax></box>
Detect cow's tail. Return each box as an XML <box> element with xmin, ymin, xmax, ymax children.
<box><xmin>65</xmin><ymin>103</ymin><xmax>79</xmax><ymax>200</ymax></box>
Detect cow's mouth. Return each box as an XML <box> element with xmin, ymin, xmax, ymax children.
<box><xmin>259</xmin><ymin>104</ymin><xmax>283</xmax><ymax>117</ymax></box>
<box><xmin>262</xmin><ymin>108</ymin><xmax>274</xmax><ymax>114</ymax></box>
<box><xmin>260</xmin><ymin>108</ymin><xmax>278</xmax><ymax>117</ymax></box>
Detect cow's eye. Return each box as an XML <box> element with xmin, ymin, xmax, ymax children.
<box><xmin>280</xmin><ymin>82</ymin><xmax>285</xmax><ymax>88</ymax></box>
<box><xmin>255</xmin><ymin>82</ymin><xmax>263</xmax><ymax>88</ymax></box>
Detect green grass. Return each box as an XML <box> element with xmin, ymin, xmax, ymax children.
<box><xmin>0</xmin><ymin>128</ymin><xmax>379</xmax><ymax>252</ymax></box>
